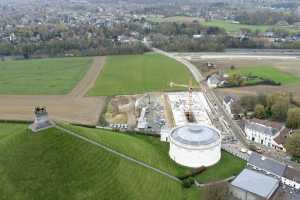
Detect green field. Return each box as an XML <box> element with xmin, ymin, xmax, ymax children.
<box><xmin>147</xmin><ymin>17</ymin><xmax>300</xmax><ymax>34</ymax></box>
<box><xmin>61</xmin><ymin>124</ymin><xmax>246</xmax><ymax>181</ymax></box>
<box><xmin>0</xmin><ymin>57</ymin><xmax>92</xmax><ymax>95</ymax></box>
<box><xmin>0</xmin><ymin>122</ymin><xmax>246</xmax><ymax>199</ymax></box>
<box><xmin>195</xmin><ymin>151</ymin><xmax>246</xmax><ymax>183</ymax></box>
<box><xmin>88</xmin><ymin>53</ymin><xmax>195</xmax><ymax>96</ymax></box>
<box><xmin>0</xmin><ymin>123</ymin><xmax>200</xmax><ymax>200</ymax></box>
<box><xmin>227</xmin><ymin>65</ymin><xmax>300</xmax><ymax>85</ymax></box>
<box><xmin>202</xmin><ymin>20</ymin><xmax>271</xmax><ymax>33</ymax></box>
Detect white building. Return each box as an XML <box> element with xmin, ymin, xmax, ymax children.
<box><xmin>248</xmin><ymin>152</ymin><xmax>300</xmax><ymax>190</ymax></box>
<box><xmin>281</xmin><ymin>167</ymin><xmax>300</xmax><ymax>190</ymax></box>
<box><xmin>207</xmin><ymin>74</ymin><xmax>221</xmax><ymax>88</ymax></box>
<box><xmin>169</xmin><ymin>123</ymin><xmax>221</xmax><ymax>168</ymax></box>
<box><xmin>223</xmin><ymin>95</ymin><xmax>235</xmax><ymax>117</ymax></box>
<box><xmin>244</xmin><ymin>118</ymin><xmax>290</xmax><ymax>151</ymax></box>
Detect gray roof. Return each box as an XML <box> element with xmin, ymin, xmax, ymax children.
<box><xmin>170</xmin><ymin>124</ymin><xmax>220</xmax><ymax>146</ymax></box>
<box><xmin>283</xmin><ymin>167</ymin><xmax>300</xmax><ymax>183</ymax></box>
<box><xmin>231</xmin><ymin>169</ymin><xmax>279</xmax><ymax>198</ymax></box>
<box><xmin>208</xmin><ymin>74</ymin><xmax>220</xmax><ymax>85</ymax></box>
<box><xmin>248</xmin><ymin>153</ymin><xmax>286</xmax><ymax>176</ymax></box>
<box><xmin>223</xmin><ymin>95</ymin><xmax>233</xmax><ymax>104</ymax></box>
<box><xmin>245</xmin><ymin>121</ymin><xmax>278</xmax><ymax>136</ymax></box>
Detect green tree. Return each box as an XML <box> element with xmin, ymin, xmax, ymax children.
<box><xmin>256</xmin><ymin>93</ymin><xmax>268</xmax><ymax>107</ymax></box>
<box><xmin>240</xmin><ymin>95</ymin><xmax>257</xmax><ymax>112</ymax></box>
<box><xmin>286</xmin><ymin>108</ymin><xmax>300</xmax><ymax>129</ymax></box>
<box><xmin>271</xmin><ymin>100</ymin><xmax>289</xmax><ymax>121</ymax></box>
<box><xmin>286</xmin><ymin>130</ymin><xmax>300</xmax><ymax>157</ymax></box>
<box><xmin>255</xmin><ymin>104</ymin><xmax>266</xmax><ymax>119</ymax></box>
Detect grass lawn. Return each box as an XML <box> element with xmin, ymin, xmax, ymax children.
<box><xmin>202</xmin><ymin>20</ymin><xmax>270</xmax><ymax>33</ymax></box>
<box><xmin>88</xmin><ymin>53</ymin><xmax>195</xmax><ymax>96</ymax></box>
<box><xmin>61</xmin><ymin>124</ymin><xmax>246</xmax><ymax>183</ymax></box>
<box><xmin>195</xmin><ymin>151</ymin><xmax>246</xmax><ymax>183</ymax></box>
<box><xmin>0</xmin><ymin>123</ymin><xmax>200</xmax><ymax>200</ymax></box>
<box><xmin>0</xmin><ymin>57</ymin><xmax>92</xmax><ymax>95</ymax></box>
<box><xmin>227</xmin><ymin>65</ymin><xmax>300</xmax><ymax>85</ymax></box>
<box><xmin>61</xmin><ymin>124</ymin><xmax>192</xmax><ymax>177</ymax></box>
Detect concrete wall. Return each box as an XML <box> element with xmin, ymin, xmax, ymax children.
<box><xmin>230</xmin><ymin>186</ymin><xmax>265</xmax><ymax>200</ymax></box>
<box><xmin>169</xmin><ymin>141</ymin><xmax>221</xmax><ymax>168</ymax></box>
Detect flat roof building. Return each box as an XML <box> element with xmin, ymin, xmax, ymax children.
<box><xmin>231</xmin><ymin>169</ymin><xmax>279</xmax><ymax>200</ymax></box>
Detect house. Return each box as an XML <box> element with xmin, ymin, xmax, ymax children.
<box><xmin>230</xmin><ymin>169</ymin><xmax>279</xmax><ymax>200</ymax></box>
<box><xmin>244</xmin><ymin>118</ymin><xmax>291</xmax><ymax>151</ymax></box>
<box><xmin>248</xmin><ymin>152</ymin><xmax>286</xmax><ymax>179</ymax></box>
<box><xmin>222</xmin><ymin>95</ymin><xmax>237</xmax><ymax>118</ymax></box>
<box><xmin>248</xmin><ymin>153</ymin><xmax>300</xmax><ymax>190</ymax></box>
<box><xmin>207</xmin><ymin>74</ymin><xmax>221</xmax><ymax>88</ymax></box>
<box><xmin>281</xmin><ymin>167</ymin><xmax>300</xmax><ymax>190</ymax></box>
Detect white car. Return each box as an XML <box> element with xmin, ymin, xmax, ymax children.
<box><xmin>240</xmin><ymin>148</ymin><xmax>247</xmax><ymax>153</ymax></box>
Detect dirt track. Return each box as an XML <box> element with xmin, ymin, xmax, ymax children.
<box><xmin>0</xmin><ymin>57</ymin><xmax>107</xmax><ymax>125</ymax></box>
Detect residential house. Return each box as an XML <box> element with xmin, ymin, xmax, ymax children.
<box><xmin>248</xmin><ymin>153</ymin><xmax>300</xmax><ymax>190</ymax></box>
<box><xmin>207</xmin><ymin>74</ymin><xmax>221</xmax><ymax>88</ymax></box>
<box><xmin>244</xmin><ymin>118</ymin><xmax>291</xmax><ymax>151</ymax></box>
<box><xmin>248</xmin><ymin>152</ymin><xmax>286</xmax><ymax>179</ymax></box>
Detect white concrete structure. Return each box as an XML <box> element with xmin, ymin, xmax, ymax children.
<box><xmin>167</xmin><ymin>92</ymin><xmax>212</xmax><ymax>127</ymax></box>
<box><xmin>169</xmin><ymin>123</ymin><xmax>221</xmax><ymax>168</ymax></box>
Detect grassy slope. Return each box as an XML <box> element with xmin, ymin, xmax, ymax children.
<box><xmin>227</xmin><ymin>65</ymin><xmax>300</xmax><ymax>85</ymax></box>
<box><xmin>61</xmin><ymin>124</ymin><xmax>192</xmax><ymax>176</ymax></box>
<box><xmin>0</xmin><ymin>57</ymin><xmax>92</xmax><ymax>95</ymax></box>
<box><xmin>88</xmin><ymin>53</ymin><xmax>195</xmax><ymax>96</ymax></box>
<box><xmin>62</xmin><ymin>124</ymin><xmax>246</xmax><ymax>183</ymax></box>
<box><xmin>0</xmin><ymin>123</ymin><xmax>199</xmax><ymax>200</ymax></box>
<box><xmin>195</xmin><ymin>151</ymin><xmax>246</xmax><ymax>183</ymax></box>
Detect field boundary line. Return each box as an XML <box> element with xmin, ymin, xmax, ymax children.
<box><xmin>55</xmin><ymin>125</ymin><xmax>181</xmax><ymax>183</ymax></box>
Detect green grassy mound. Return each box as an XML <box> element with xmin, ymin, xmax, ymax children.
<box><xmin>0</xmin><ymin>57</ymin><xmax>92</xmax><ymax>95</ymax></box>
<box><xmin>227</xmin><ymin>65</ymin><xmax>300</xmax><ymax>85</ymax></box>
<box><xmin>88</xmin><ymin>53</ymin><xmax>195</xmax><ymax>96</ymax></box>
<box><xmin>62</xmin><ymin>124</ymin><xmax>246</xmax><ymax>182</ymax></box>
<box><xmin>0</xmin><ymin>123</ymin><xmax>199</xmax><ymax>200</ymax></box>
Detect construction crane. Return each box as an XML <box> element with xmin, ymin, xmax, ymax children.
<box><xmin>169</xmin><ymin>80</ymin><xmax>202</xmax><ymax>122</ymax></box>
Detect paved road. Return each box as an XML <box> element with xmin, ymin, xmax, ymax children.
<box><xmin>56</xmin><ymin>125</ymin><xmax>181</xmax><ymax>183</ymax></box>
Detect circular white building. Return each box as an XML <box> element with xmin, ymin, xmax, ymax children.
<box><xmin>169</xmin><ymin>123</ymin><xmax>221</xmax><ymax>168</ymax></box>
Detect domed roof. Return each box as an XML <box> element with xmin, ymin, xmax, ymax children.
<box><xmin>170</xmin><ymin>124</ymin><xmax>220</xmax><ymax>146</ymax></box>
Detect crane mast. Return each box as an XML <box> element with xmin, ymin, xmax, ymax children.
<box><xmin>169</xmin><ymin>80</ymin><xmax>201</xmax><ymax>122</ymax></box>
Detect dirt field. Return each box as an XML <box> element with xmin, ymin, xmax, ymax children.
<box><xmin>0</xmin><ymin>57</ymin><xmax>107</xmax><ymax>125</ymax></box>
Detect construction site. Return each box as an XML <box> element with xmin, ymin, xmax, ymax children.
<box><xmin>101</xmin><ymin>81</ymin><xmax>217</xmax><ymax>136</ymax></box>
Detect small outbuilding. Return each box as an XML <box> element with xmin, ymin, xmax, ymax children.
<box><xmin>169</xmin><ymin>123</ymin><xmax>221</xmax><ymax>168</ymax></box>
